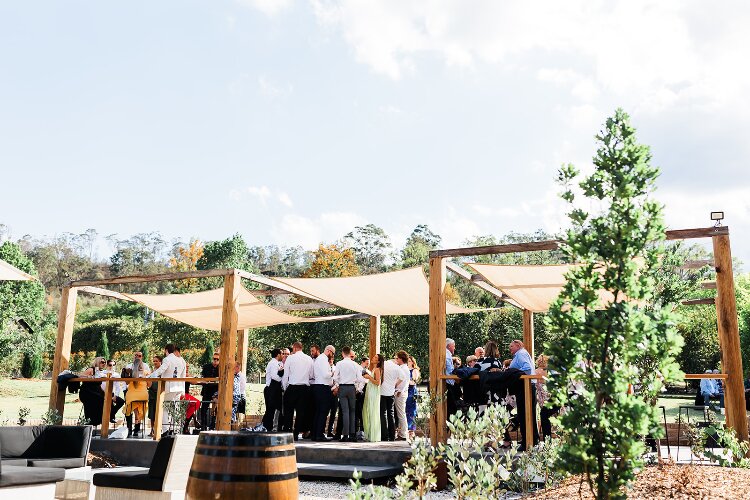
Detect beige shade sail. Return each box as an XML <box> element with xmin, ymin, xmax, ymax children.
<box><xmin>122</xmin><ymin>287</ymin><xmax>355</xmax><ymax>331</ymax></box>
<box><xmin>272</xmin><ymin>267</ymin><xmax>481</xmax><ymax>316</ymax></box>
<box><xmin>466</xmin><ymin>263</ymin><xmax>621</xmax><ymax>313</ymax></box>
<box><xmin>0</xmin><ymin>259</ymin><xmax>35</xmax><ymax>281</ymax></box>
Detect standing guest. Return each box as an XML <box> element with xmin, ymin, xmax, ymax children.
<box><xmin>355</xmin><ymin>357</ymin><xmax>369</xmax><ymax>440</ymax></box>
<box><xmin>148</xmin><ymin>344</ymin><xmax>184</xmax><ymax>432</ymax></box>
<box><xmin>508</xmin><ymin>339</ymin><xmax>538</xmax><ymax>449</ymax></box>
<box><xmin>174</xmin><ymin>346</ymin><xmax>189</xmax><ymax>393</ymax></box>
<box><xmin>275</xmin><ymin>348</ymin><xmax>290</xmax><ymax>431</ymax></box>
<box><xmin>478</xmin><ymin>341</ymin><xmax>503</xmax><ymax>372</ymax></box>
<box><xmin>475</xmin><ymin>347</ymin><xmax>485</xmax><ymax>359</ymax></box>
<box><xmin>535</xmin><ymin>354</ymin><xmax>559</xmax><ymax>440</ymax></box>
<box><xmin>147</xmin><ymin>355</ymin><xmax>163</xmax><ymax>436</ymax></box>
<box><xmin>282</xmin><ymin>342</ymin><xmax>314</xmax><ymax>440</ymax></box>
<box><xmin>107</xmin><ymin>361</ymin><xmax>126</xmax><ymax>423</ymax></box>
<box><xmin>312</xmin><ymin>345</ymin><xmax>335</xmax><ymax>441</ymax></box>
<box><xmin>380</xmin><ymin>355</ymin><xmax>404</xmax><ymax>441</ymax></box>
<box><xmin>406</xmin><ymin>356</ymin><xmax>421</xmax><ymax>439</ymax></box>
<box><xmin>233</xmin><ymin>361</ymin><xmax>247</xmax><ymax>423</ymax></box>
<box><xmin>80</xmin><ymin>357</ymin><xmax>107</xmax><ymax>427</ymax></box>
<box><xmin>124</xmin><ymin>356</ymin><xmax>149</xmax><ymax>438</ymax></box>
<box><xmin>362</xmin><ymin>354</ymin><xmax>383</xmax><ymax>442</ymax></box>
<box><xmin>394</xmin><ymin>351</ymin><xmax>410</xmax><ymax>440</ymax></box>
<box><xmin>509</xmin><ymin>340</ymin><xmax>534</xmax><ymax>374</ymax></box>
<box><xmin>262</xmin><ymin>349</ymin><xmax>284</xmax><ymax>432</ymax></box>
<box><xmin>326</xmin><ymin>352</ymin><xmax>340</xmax><ymax>439</ymax></box>
<box><xmin>713</xmin><ymin>369</ymin><xmax>725</xmax><ymax>408</ymax></box>
<box><xmin>445</xmin><ymin>338</ymin><xmax>458</xmax><ymax>416</ymax></box>
<box><xmin>334</xmin><ymin>346</ymin><xmax>361</xmax><ymax>442</ymax></box>
<box><xmin>127</xmin><ymin>351</ymin><xmax>151</xmax><ymax>372</ymax></box>
<box><xmin>199</xmin><ymin>352</ymin><xmax>220</xmax><ymax>430</ymax></box>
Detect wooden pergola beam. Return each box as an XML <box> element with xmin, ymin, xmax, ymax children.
<box><xmin>682</xmin><ymin>298</ymin><xmax>715</xmax><ymax>306</ymax></box>
<box><xmin>69</xmin><ymin>268</ymin><xmax>232</xmax><ymax>287</ymax></box>
<box><xmin>444</xmin><ymin>261</ymin><xmax>523</xmax><ymax>309</ymax></box>
<box><xmin>680</xmin><ymin>259</ymin><xmax>714</xmax><ymax>270</ymax></box>
<box><xmin>236</xmin><ymin>270</ymin><xmax>323</xmax><ymax>302</ymax></box>
<box><xmin>76</xmin><ymin>286</ymin><xmax>133</xmax><ymax>301</ymax></box>
<box><xmin>48</xmin><ymin>286</ymin><xmax>78</xmax><ymax>415</ymax></box>
<box><xmin>369</xmin><ymin>316</ymin><xmax>381</xmax><ymax>358</ymax></box>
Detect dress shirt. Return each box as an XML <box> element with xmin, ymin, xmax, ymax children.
<box><xmin>381</xmin><ymin>360</ymin><xmax>400</xmax><ymax>397</ymax></box>
<box><xmin>175</xmin><ymin>356</ymin><xmax>187</xmax><ymax>378</ymax></box>
<box><xmin>148</xmin><ymin>353</ymin><xmax>183</xmax><ymax>393</ymax></box>
<box><xmin>334</xmin><ymin>358</ymin><xmax>362</xmax><ymax>385</ymax></box>
<box><xmin>313</xmin><ymin>354</ymin><xmax>334</xmax><ymax>386</ymax></box>
<box><xmin>509</xmin><ymin>348</ymin><xmax>534</xmax><ymax>375</ymax></box>
<box><xmin>396</xmin><ymin>363</ymin><xmax>410</xmax><ymax>393</ymax></box>
<box><xmin>281</xmin><ymin>351</ymin><xmax>314</xmax><ymax>390</ymax></box>
<box><xmin>700</xmin><ymin>378</ymin><xmax>716</xmax><ymax>396</ymax></box>
<box><xmin>355</xmin><ymin>367</ymin><xmax>367</xmax><ymax>393</ymax></box>
<box><xmin>265</xmin><ymin>358</ymin><xmax>283</xmax><ymax>386</ymax></box>
<box><xmin>445</xmin><ymin>349</ymin><xmax>455</xmax><ymax>385</ymax></box>
<box><xmin>233</xmin><ymin>372</ymin><xmax>247</xmax><ymax>397</ymax></box>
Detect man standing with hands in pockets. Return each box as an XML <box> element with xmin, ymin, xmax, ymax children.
<box><xmin>333</xmin><ymin>346</ymin><xmax>362</xmax><ymax>442</ymax></box>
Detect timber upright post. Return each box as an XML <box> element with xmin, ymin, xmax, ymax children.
<box><xmin>523</xmin><ymin>309</ymin><xmax>534</xmax><ymax>361</ymax></box>
<box><xmin>428</xmin><ymin>257</ymin><xmax>448</xmax><ymax>488</ymax></box>
<box><xmin>712</xmin><ymin>231</ymin><xmax>748</xmax><ymax>441</ymax></box>
<box><xmin>217</xmin><ymin>270</ymin><xmax>241</xmax><ymax>431</ymax></box>
<box><xmin>48</xmin><ymin>286</ymin><xmax>78</xmax><ymax>416</ymax></box>
<box><xmin>237</xmin><ymin>328</ymin><xmax>249</xmax><ymax>376</ymax></box>
<box><xmin>369</xmin><ymin>316</ymin><xmax>381</xmax><ymax>358</ymax></box>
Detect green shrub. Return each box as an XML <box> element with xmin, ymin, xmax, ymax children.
<box><xmin>20</xmin><ymin>350</ymin><xmax>42</xmax><ymax>378</ymax></box>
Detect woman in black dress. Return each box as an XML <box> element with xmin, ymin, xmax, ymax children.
<box><xmin>79</xmin><ymin>357</ymin><xmax>107</xmax><ymax>426</ymax></box>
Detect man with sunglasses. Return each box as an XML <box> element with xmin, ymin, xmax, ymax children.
<box><xmin>199</xmin><ymin>352</ymin><xmax>220</xmax><ymax>430</ymax></box>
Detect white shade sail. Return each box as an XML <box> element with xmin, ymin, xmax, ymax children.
<box><xmin>273</xmin><ymin>266</ymin><xmax>481</xmax><ymax>316</ymax></box>
<box><xmin>0</xmin><ymin>259</ymin><xmax>35</xmax><ymax>281</ymax></box>
<box><xmin>123</xmin><ymin>287</ymin><xmax>354</xmax><ymax>331</ymax></box>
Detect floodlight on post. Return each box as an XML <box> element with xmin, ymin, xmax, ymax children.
<box><xmin>711</xmin><ymin>211</ymin><xmax>724</xmax><ymax>227</ymax></box>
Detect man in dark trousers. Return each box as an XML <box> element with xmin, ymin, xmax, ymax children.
<box><xmin>199</xmin><ymin>351</ymin><xmax>220</xmax><ymax>430</ymax></box>
<box><xmin>282</xmin><ymin>342</ymin><xmax>314</xmax><ymax>440</ymax></box>
<box><xmin>262</xmin><ymin>348</ymin><xmax>284</xmax><ymax>431</ymax></box>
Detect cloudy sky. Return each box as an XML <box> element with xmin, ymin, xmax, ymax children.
<box><xmin>1</xmin><ymin>1</ymin><xmax>749</xmax><ymax>264</ymax></box>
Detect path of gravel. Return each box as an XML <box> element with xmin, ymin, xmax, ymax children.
<box><xmin>299</xmin><ymin>480</ymin><xmax>522</xmax><ymax>499</ymax></box>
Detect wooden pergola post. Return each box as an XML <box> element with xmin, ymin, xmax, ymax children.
<box><xmin>237</xmin><ymin>328</ymin><xmax>249</xmax><ymax>376</ymax></box>
<box><xmin>428</xmin><ymin>258</ymin><xmax>448</xmax><ymax>444</ymax></box>
<box><xmin>216</xmin><ymin>270</ymin><xmax>240</xmax><ymax>431</ymax></box>
<box><xmin>712</xmin><ymin>232</ymin><xmax>748</xmax><ymax>441</ymax></box>
<box><xmin>369</xmin><ymin>315</ymin><xmax>381</xmax><ymax>358</ymax></box>
<box><xmin>48</xmin><ymin>286</ymin><xmax>78</xmax><ymax>416</ymax></box>
<box><xmin>522</xmin><ymin>309</ymin><xmax>534</xmax><ymax>360</ymax></box>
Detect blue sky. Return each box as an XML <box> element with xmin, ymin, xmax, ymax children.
<box><xmin>1</xmin><ymin>1</ymin><xmax>749</xmax><ymax>264</ymax></box>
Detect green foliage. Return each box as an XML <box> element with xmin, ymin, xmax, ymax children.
<box><xmin>702</xmin><ymin>425</ymin><xmax>750</xmax><ymax>467</ymax></box>
<box><xmin>0</xmin><ymin>242</ymin><xmax>46</xmax><ymax>359</ymax></box>
<box><xmin>197</xmin><ymin>234</ymin><xmax>258</xmax><ymax>289</ymax></box>
<box><xmin>108</xmin><ymin>232</ymin><xmax>170</xmax><ymax>293</ymax></box>
<box><xmin>399</xmin><ymin>225</ymin><xmax>441</xmax><ymax>268</ymax></box>
<box><xmin>97</xmin><ymin>331</ymin><xmax>110</xmax><ymax>360</ymax></box>
<box><xmin>73</xmin><ymin>317</ymin><xmax>147</xmax><ymax>354</ymax></box>
<box><xmin>199</xmin><ymin>339</ymin><xmax>215</xmax><ymax>367</ymax></box>
<box><xmin>18</xmin><ymin>406</ymin><xmax>30</xmax><ymax>426</ymax></box>
<box><xmin>41</xmin><ymin>408</ymin><xmax>63</xmax><ymax>425</ymax></box>
<box><xmin>675</xmin><ymin>307</ymin><xmax>721</xmax><ymax>377</ymax></box>
<box><xmin>344</xmin><ymin>224</ymin><xmax>392</xmax><ymax>273</ymax></box>
<box><xmin>139</xmin><ymin>341</ymin><xmax>150</xmax><ymax>362</ymax></box>
<box><xmin>21</xmin><ymin>351</ymin><xmax>42</xmax><ymax>378</ymax></box>
<box><xmin>248</xmin><ymin>245</ymin><xmax>309</xmax><ymax>277</ymax></box>
<box><xmin>546</xmin><ymin>109</ymin><xmax>683</xmax><ymax>499</ymax></box>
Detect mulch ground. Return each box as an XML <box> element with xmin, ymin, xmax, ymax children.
<box><xmin>87</xmin><ymin>452</ymin><xmax>118</xmax><ymax>468</ymax></box>
<box><xmin>529</xmin><ymin>463</ymin><xmax>750</xmax><ymax>499</ymax></box>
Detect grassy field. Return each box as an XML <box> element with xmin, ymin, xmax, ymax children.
<box><xmin>0</xmin><ymin>379</ymin><xmax>266</xmax><ymax>425</ymax></box>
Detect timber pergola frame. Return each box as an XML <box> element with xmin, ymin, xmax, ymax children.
<box><xmin>427</xmin><ymin>225</ymin><xmax>748</xmax><ymax>451</ymax></box>
<box><xmin>48</xmin><ymin>268</ymin><xmax>374</xmax><ymax>434</ymax></box>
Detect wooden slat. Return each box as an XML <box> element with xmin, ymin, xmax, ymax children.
<box><xmin>712</xmin><ymin>233</ymin><xmax>748</xmax><ymax>441</ymax></box>
<box><xmin>681</xmin><ymin>298</ymin><xmax>715</xmax><ymax>306</ymax></box>
<box><xmin>666</xmin><ymin>226</ymin><xmax>729</xmax><ymax>240</ymax></box>
<box><xmin>236</xmin><ymin>270</ymin><xmax>323</xmax><ymax>301</ymax></box>
<box><xmin>152</xmin><ymin>380</ymin><xmax>165</xmax><ymax>440</ymax></box>
<box><xmin>524</xmin><ymin>377</ymin><xmax>533</xmax><ymax>450</ymax></box>
<box><xmin>428</xmin><ymin>257</ymin><xmax>448</xmax><ymax>490</ymax></box>
<box><xmin>273</xmin><ymin>302</ymin><xmax>337</xmax><ymax>311</ymax></box>
<box><xmin>523</xmin><ymin>309</ymin><xmax>534</xmax><ymax>361</ymax></box>
<box><xmin>680</xmin><ymin>259</ymin><xmax>714</xmax><ymax>270</ymax></box>
<box><xmin>69</xmin><ymin>268</ymin><xmax>233</xmax><ymax>287</ymax></box>
<box><xmin>701</xmin><ymin>281</ymin><xmax>717</xmax><ymax>290</ymax></box>
<box><xmin>68</xmin><ymin>377</ymin><xmax>219</xmax><ymax>383</ymax></box>
<box><xmin>217</xmin><ymin>272</ymin><xmax>240</xmax><ymax>431</ymax></box>
<box><xmin>684</xmin><ymin>373</ymin><xmax>728</xmax><ymax>380</ymax></box>
<box><xmin>100</xmin><ymin>378</ymin><xmax>113</xmax><ymax>439</ymax></box>
<box><xmin>48</xmin><ymin>287</ymin><xmax>78</xmax><ymax>415</ymax></box>
<box><xmin>76</xmin><ymin>286</ymin><xmax>133</xmax><ymax>301</ymax></box>
<box><xmin>369</xmin><ymin>316</ymin><xmax>381</xmax><ymax>358</ymax></box>
<box><xmin>445</xmin><ymin>261</ymin><xmax>523</xmax><ymax>309</ymax></box>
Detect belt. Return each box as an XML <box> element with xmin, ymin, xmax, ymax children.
<box><xmin>339</xmin><ymin>384</ymin><xmax>354</xmax><ymax>386</ymax></box>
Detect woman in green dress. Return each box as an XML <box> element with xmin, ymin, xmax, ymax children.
<box><xmin>362</xmin><ymin>353</ymin><xmax>383</xmax><ymax>442</ymax></box>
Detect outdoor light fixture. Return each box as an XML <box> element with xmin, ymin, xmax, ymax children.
<box><xmin>711</xmin><ymin>211</ymin><xmax>724</xmax><ymax>227</ymax></box>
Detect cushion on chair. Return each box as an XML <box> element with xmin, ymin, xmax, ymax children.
<box><xmin>25</xmin><ymin>426</ymin><xmax>92</xmax><ymax>460</ymax></box>
<box><xmin>92</xmin><ymin>470</ymin><xmax>164</xmax><ymax>491</ymax></box>
<box><xmin>148</xmin><ymin>437</ymin><xmax>175</xmax><ymax>479</ymax></box>
<box><xmin>27</xmin><ymin>457</ymin><xmax>86</xmax><ymax>469</ymax></box>
<box><xmin>0</xmin><ymin>426</ymin><xmax>45</xmax><ymax>458</ymax></box>
<box><xmin>0</xmin><ymin>465</ymin><xmax>65</xmax><ymax>488</ymax></box>
<box><xmin>0</xmin><ymin>459</ymin><xmax>28</xmax><ymax>467</ymax></box>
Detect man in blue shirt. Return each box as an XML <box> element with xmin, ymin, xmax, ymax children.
<box><xmin>507</xmin><ymin>339</ymin><xmax>538</xmax><ymax>449</ymax></box>
<box><xmin>446</xmin><ymin>338</ymin><xmax>457</xmax><ymax>416</ymax></box>
<box><xmin>509</xmin><ymin>340</ymin><xmax>534</xmax><ymax>375</ymax></box>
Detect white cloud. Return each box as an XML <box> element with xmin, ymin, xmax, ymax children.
<box><xmin>277</xmin><ymin>192</ymin><xmax>294</xmax><ymax>207</ymax></box>
<box><xmin>237</xmin><ymin>0</ymin><xmax>293</xmax><ymax>17</ymax></box>
<box><xmin>258</xmin><ymin>74</ymin><xmax>293</xmax><ymax>98</ymax></box>
<box><xmin>231</xmin><ymin>185</ymin><xmax>290</xmax><ymax>207</ymax></box>
<box><xmin>272</xmin><ymin>211</ymin><xmax>367</xmax><ymax>248</ymax></box>
<box><xmin>378</xmin><ymin>104</ymin><xmax>402</xmax><ymax>114</ymax></box>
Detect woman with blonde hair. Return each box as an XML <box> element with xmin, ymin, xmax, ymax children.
<box><xmin>79</xmin><ymin>356</ymin><xmax>108</xmax><ymax>426</ymax></box>
<box><xmin>405</xmin><ymin>356</ymin><xmax>421</xmax><ymax>438</ymax></box>
<box><xmin>535</xmin><ymin>354</ymin><xmax>558</xmax><ymax>440</ymax></box>
<box><xmin>124</xmin><ymin>356</ymin><xmax>150</xmax><ymax>438</ymax></box>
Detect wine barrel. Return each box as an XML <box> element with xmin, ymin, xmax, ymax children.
<box><xmin>186</xmin><ymin>431</ymin><xmax>298</xmax><ymax>500</ymax></box>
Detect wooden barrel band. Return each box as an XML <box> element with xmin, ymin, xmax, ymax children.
<box><xmin>198</xmin><ymin>433</ymin><xmax>292</xmax><ymax>447</ymax></box>
<box><xmin>189</xmin><ymin>470</ymin><xmax>298</xmax><ymax>483</ymax></box>
<box><xmin>195</xmin><ymin>447</ymin><xmax>296</xmax><ymax>459</ymax></box>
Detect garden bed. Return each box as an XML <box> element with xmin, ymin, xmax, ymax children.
<box><xmin>530</xmin><ymin>463</ymin><xmax>750</xmax><ymax>499</ymax></box>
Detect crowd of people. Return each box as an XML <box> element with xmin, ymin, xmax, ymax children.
<box><xmin>259</xmin><ymin>342</ymin><xmax>422</xmax><ymax>442</ymax></box>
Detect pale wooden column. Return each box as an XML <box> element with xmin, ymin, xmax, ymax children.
<box><xmin>369</xmin><ymin>316</ymin><xmax>381</xmax><ymax>358</ymax></box>
<box><xmin>712</xmin><ymin>233</ymin><xmax>748</xmax><ymax>441</ymax></box>
<box><xmin>523</xmin><ymin>309</ymin><xmax>534</xmax><ymax>361</ymax></box>
<box><xmin>100</xmin><ymin>377</ymin><xmax>113</xmax><ymax>438</ymax></box>
<box><xmin>428</xmin><ymin>258</ymin><xmax>447</xmax><ymax>445</ymax></box>
<box><xmin>48</xmin><ymin>286</ymin><xmax>78</xmax><ymax>415</ymax></box>
<box><xmin>152</xmin><ymin>380</ymin><xmax>166</xmax><ymax>440</ymax></box>
<box><xmin>237</xmin><ymin>328</ymin><xmax>249</xmax><ymax>376</ymax></box>
<box><xmin>216</xmin><ymin>271</ymin><xmax>240</xmax><ymax>431</ymax></box>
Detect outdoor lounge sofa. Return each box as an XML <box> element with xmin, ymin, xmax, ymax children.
<box><xmin>0</xmin><ymin>424</ymin><xmax>93</xmax><ymax>469</ymax></box>
<box><xmin>92</xmin><ymin>435</ymin><xmax>198</xmax><ymax>499</ymax></box>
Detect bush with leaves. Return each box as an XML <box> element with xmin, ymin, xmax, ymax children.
<box><xmin>21</xmin><ymin>350</ymin><xmax>43</xmax><ymax>378</ymax></box>
<box><xmin>18</xmin><ymin>407</ymin><xmax>30</xmax><ymax>426</ymax></box>
<box><xmin>41</xmin><ymin>408</ymin><xmax>63</xmax><ymax>425</ymax></box>
<box><xmin>546</xmin><ymin>109</ymin><xmax>683</xmax><ymax>499</ymax></box>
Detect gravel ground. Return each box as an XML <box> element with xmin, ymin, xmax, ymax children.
<box><xmin>299</xmin><ymin>480</ymin><xmax>522</xmax><ymax>499</ymax></box>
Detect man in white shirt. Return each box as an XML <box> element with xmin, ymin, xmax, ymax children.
<box><xmin>262</xmin><ymin>349</ymin><xmax>284</xmax><ymax>431</ymax></box>
<box><xmin>233</xmin><ymin>361</ymin><xmax>247</xmax><ymax>423</ymax></box>
<box><xmin>355</xmin><ymin>357</ymin><xmax>369</xmax><ymax>440</ymax></box>
<box><xmin>281</xmin><ymin>341</ymin><xmax>314</xmax><ymax>440</ymax></box>
<box><xmin>148</xmin><ymin>343</ymin><xmax>184</xmax><ymax>429</ymax></box>
<box><xmin>393</xmin><ymin>351</ymin><xmax>411</xmax><ymax>440</ymax></box>
<box><xmin>380</xmin><ymin>356</ymin><xmax>404</xmax><ymax>441</ymax></box>
<box><xmin>311</xmin><ymin>345</ymin><xmax>335</xmax><ymax>441</ymax></box>
<box><xmin>333</xmin><ymin>346</ymin><xmax>363</xmax><ymax>442</ymax></box>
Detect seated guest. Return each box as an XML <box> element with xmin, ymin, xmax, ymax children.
<box><xmin>475</xmin><ymin>346</ymin><xmax>485</xmax><ymax>359</ymax></box>
<box><xmin>148</xmin><ymin>355</ymin><xmax>163</xmax><ymax>436</ymax></box>
<box><xmin>452</xmin><ymin>356</ymin><xmax>462</xmax><ymax>370</ymax></box>
<box><xmin>124</xmin><ymin>356</ymin><xmax>150</xmax><ymax>438</ymax></box>
<box><xmin>466</xmin><ymin>355</ymin><xmax>478</xmax><ymax>368</ymax></box>
<box><xmin>80</xmin><ymin>357</ymin><xmax>108</xmax><ymax>426</ymax></box>
<box><xmin>477</xmin><ymin>341</ymin><xmax>503</xmax><ymax>372</ymax></box>
<box><xmin>233</xmin><ymin>361</ymin><xmax>247</xmax><ymax>423</ymax></box>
